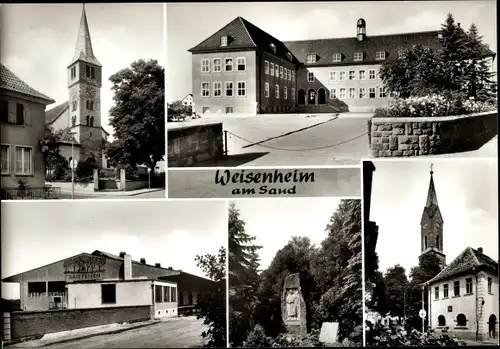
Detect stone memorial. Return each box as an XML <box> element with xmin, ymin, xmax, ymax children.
<box><xmin>319</xmin><ymin>322</ymin><xmax>339</xmax><ymax>345</ymax></box>
<box><xmin>281</xmin><ymin>273</ymin><xmax>307</xmax><ymax>334</ymax></box>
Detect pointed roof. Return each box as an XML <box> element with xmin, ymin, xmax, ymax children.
<box><xmin>427</xmin><ymin>247</ymin><xmax>498</xmax><ymax>284</ymax></box>
<box><xmin>68</xmin><ymin>4</ymin><xmax>101</xmax><ymax>67</ymax></box>
<box><xmin>421</xmin><ymin>167</ymin><xmax>443</xmax><ymax>223</ymax></box>
<box><xmin>0</xmin><ymin>63</ymin><xmax>55</xmax><ymax>104</ymax></box>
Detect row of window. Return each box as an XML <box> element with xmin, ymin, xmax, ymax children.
<box><xmin>308</xmin><ymin>69</ymin><xmax>380</xmax><ymax>83</ymax></box>
<box><xmin>27</xmin><ymin>281</ymin><xmax>66</xmax><ymax>294</ymax></box>
<box><xmin>201</xmin><ymin>81</ymin><xmax>246</xmax><ymax>97</ymax></box>
<box><xmin>264</xmin><ymin>61</ymin><xmax>295</xmax><ymax>81</ymax></box>
<box><xmin>263</xmin><ymin>83</ymin><xmax>295</xmax><ymax>100</ymax></box>
<box><xmin>305</xmin><ymin>50</ymin><xmax>407</xmax><ymax>64</ymax></box>
<box><xmin>1</xmin><ymin>100</ymin><xmax>26</xmax><ymax>125</ymax></box>
<box><xmin>329</xmin><ymin>87</ymin><xmax>387</xmax><ymax>99</ymax></box>
<box><xmin>154</xmin><ymin>285</ymin><xmax>178</xmax><ymax>303</ymax></box>
<box><xmin>70</xmin><ymin>115</ymin><xmax>95</xmax><ymax>127</ymax></box>
<box><xmin>1</xmin><ymin>144</ymin><xmax>32</xmax><ymax>176</ymax></box>
<box><xmin>434</xmin><ymin>277</ymin><xmax>494</xmax><ymax>300</ymax></box>
<box><xmin>71</xmin><ymin>100</ymin><xmax>95</xmax><ymax>112</ymax></box>
<box><xmin>437</xmin><ymin>314</ymin><xmax>467</xmax><ymax>327</ymax></box>
<box><xmin>70</xmin><ymin>65</ymin><xmax>96</xmax><ymax>80</ymax></box>
<box><xmin>201</xmin><ymin>57</ymin><xmax>246</xmax><ymax>73</ymax></box>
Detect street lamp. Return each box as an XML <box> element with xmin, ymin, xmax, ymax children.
<box><xmin>68</xmin><ymin>132</ymin><xmax>77</xmax><ymax>200</ymax></box>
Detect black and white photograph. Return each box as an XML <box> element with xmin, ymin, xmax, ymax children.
<box><xmin>166</xmin><ymin>1</ymin><xmax>497</xmax><ymax>168</ymax></box>
<box><xmin>1</xmin><ymin>3</ymin><xmax>166</xmax><ymax>200</ymax></box>
<box><xmin>228</xmin><ymin>199</ymin><xmax>362</xmax><ymax>347</ymax></box>
<box><xmin>363</xmin><ymin>159</ymin><xmax>498</xmax><ymax>346</ymax></box>
<box><xmin>1</xmin><ymin>200</ymin><xmax>227</xmax><ymax>348</ymax></box>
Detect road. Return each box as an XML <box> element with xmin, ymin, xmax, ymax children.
<box><xmin>45</xmin><ymin>317</ymin><xmax>207</xmax><ymax>348</ymax></box>
<box><xmin>58</xmin><ymin>190</ymin><xmax>166</xmax><ymax>200</ymax></box>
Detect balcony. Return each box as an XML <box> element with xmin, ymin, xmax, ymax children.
<box><xmin>1</xmin><ymin>186</ymin><xmax>61</xmax><ymax>200</ymax></box>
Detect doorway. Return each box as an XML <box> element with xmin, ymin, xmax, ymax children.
<box><xmin>298</xmin><ymin>89</ymin><xmax>306</xmax><ymax>105</ymax></box>
<box><xmin>489</xmin><ymin>314</ymin><xmax>497</xmax><ymax>339</ymax></box>
<box><xmin>307</xmin><ymin>89</ymin><xmax>316</xmax><ymax>105</ymax></box>
<box><xmin>318</xmin><ymin>88</ymin><xmax>326</xmax><ymax>105</ymax></box>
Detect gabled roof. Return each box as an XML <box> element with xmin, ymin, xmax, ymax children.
<box><xmin>427</xmin><ymin>247</ymin><xmax>498</xmax><ymax>284</ymax></box>
<box><xmin>46</xmin><ymin>102</ymin><xmax>69</xmax><ymax>124</ymax></box>
<box><xmin>68</xmin><ymin>4</ymin><xmax>101</xmax><ymax>67</ymax></box>
<box><xmin>0</xmin><ymin>63</ymin><xmax>55</xmax><ymax>104</ymax></box>
<box><xmin>188</xmin><ymin>16</ymin><xmax>300</xmax><ymax>64</ymax></box>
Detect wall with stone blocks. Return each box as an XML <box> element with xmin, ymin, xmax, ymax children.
<box><xmin>168</xmin><ymin>122</ymin><xmax>224</xmax><ymax>167</ymax></box>
<box><xmin>10</xmin><ymin>305</ymin><xmax>151</xmax><ymax>340</ymax></box>
<box><xmin>369</xmin><ymin>111</ymin><xmax>498</xmax><ymax>157</ymax></box>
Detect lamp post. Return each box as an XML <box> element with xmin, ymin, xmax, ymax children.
<box><xmin>421</xmin><ymin>285</ymin><xmax>425</xmax><ymax>333</ymax></box>
<box><xmin>70</xmin><ymin>133</ymin><xmax>76</xmax><ymax>200</ymax></box>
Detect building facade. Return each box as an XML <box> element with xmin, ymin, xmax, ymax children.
<box><xmin>0</xmin><ymin>63</ymin><xmax>55</xmax><ymax>190</ymax></box>
<box><xmin>189</xmin><ymin>17</ymin><xmax>496</xmax><ymax>115</ymax></box>
<box><xmin>45</xmin><ymin>5</ymin><xmax>109</xmax><ymax>169</ymax></box>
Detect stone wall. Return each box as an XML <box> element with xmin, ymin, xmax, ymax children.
<box><xmin>369</xmin><ymin>111</ymin><xmax>497</xmax><ymax>157</ymax></box>
<box><xmin>10</xmin><ymin>305</ymin><xmax>151</xmax><ymax>341</ymax></box>
<box><xmin>168</xmin><ymin>122</ymin><xmax>224</xmax><ymax>167</ymax></box>
<box><xmin>46</xmin><ymin>181</ymin><xmax>95</xmax><ymax>192</ymax></box>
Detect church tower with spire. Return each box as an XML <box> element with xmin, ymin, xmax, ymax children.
<box><xmin>419</xmin><ymin>164</ymin><xmax>446</xmax><ymax>269</ymax></box>
<box><xmin>67</xmin><ymin>4</ymin><xmax>104</xmax><ymax>165</ymax></box>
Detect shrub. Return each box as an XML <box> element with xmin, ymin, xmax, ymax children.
<box><xmin>75</xmin><ymin>157</ymin><xmax>98</xmax><ymax>178</ymax></box>
<box><xmin>242</xmin><ymin>325</ymin><xmax>273</xmax><ymax>348</ymax></box>
<box><xmin>271</xmin><ymin>330</ymin><xmax>323</xmax><ymax>348</ymax></box>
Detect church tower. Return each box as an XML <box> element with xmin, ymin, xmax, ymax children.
<box><xmin>67</xmin><ymin>4</ymin><xmax>103</xmax><ymax>166</ymax></box>
<box><xmin>419</xmin><ymin>165</ymin><xmax>446</xmax><ymax>269</ymax></box>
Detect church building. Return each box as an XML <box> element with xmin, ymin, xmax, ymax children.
<box><xmin>45</xmin><ymin>5</ymin><xmax>110</xmax><ymax>169</ymax></box>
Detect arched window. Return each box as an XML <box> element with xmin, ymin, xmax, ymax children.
<box><xmin>436</xmin><ymin>235</ymin><xmax>440</xmax><ymax>249</ymax></box>
<box><xmin>456</xmin><ymin>313</ymin><xmax>467</xmax><ymax>326</ymax></box>
<box><xmin>89</xmin><ymin>116</ymin><xmax>94</xmax><ymax>127</ymax></box>
<box><xmin>71</xmin><ymin>116</ymin><xmax>76</xmax><ymax>127</ymax></box>
<box><xmin>438</xmin><ymin>315</ymin><xmax>446</xmax><ymax>326</ymax></box>
<box><xmin>424</xmin><ymin>235</ymin><xmax>428</xmax><ymax>249</ymax></box>
<box><xmin>86</xmin><ymin>115</ymin><xmax>90</xmax><ymax>126</ymax></box>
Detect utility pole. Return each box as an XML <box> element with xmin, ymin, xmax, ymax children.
<box><xmin>421</xmin><ymin>285</ymin><xmax>425</xmax><ymax>333</ymax></box>
<box><xmin>71</xmin><ymin>134</ymin><xmax>75</xmax><ymax>200</ymax></box>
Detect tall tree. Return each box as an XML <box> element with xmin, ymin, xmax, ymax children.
<box><xmin>107</xmin><ymin>59</ymin><xmax>165</xmax><ymax>171</ymax></box>
<box><xmin>383</xmin><ymin>264</ymin><xmax>409</xmax><ymax>318</ymax></box>
<box><xmin>195</xmin><ymin>246</ymin><xmax>227</xmax><ymax>348</ymax></box>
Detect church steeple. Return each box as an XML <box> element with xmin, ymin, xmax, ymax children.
<box><xmin>425</xmin><ymin>164</ymin><xmax>438</xmax><ymax>207</ymax></box>
<box><xmin>69</xmin><ymin>4</ymin><xmax>101</xmax><ymax>67</ymax></box>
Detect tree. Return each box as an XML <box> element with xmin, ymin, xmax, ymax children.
<box><xmin>39</xmin><ymin>126</ymin><xmax>67</xmax><ymax>174</ymax></box>
<box><xmin>107</xmin><ymin>59</ymin><xmax>165</xmax><ymax>171</ymax></box>
<box><xmin>195</xmin><ymin>246</ymin><xmax>227</xmax><ymax>348</ymax></box>
<box><xmin>167</xmin><ymin>100</ymin><xmax>192</xmax><ymax>119</ymax></box>
<box><xmin>383</xmin><ymin>264</ymin><xmax>409</xmax><ymax>318</ymax></box>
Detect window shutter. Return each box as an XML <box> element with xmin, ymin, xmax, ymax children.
<box><xmin>16</xmin><ymin>103</ymin><xmax>24</xmax><ymax>125</ymax></box>
<box><xmin>24</xmin><ymin>107</ymin><xmax>31</xmax><ymax>126</ymax></box>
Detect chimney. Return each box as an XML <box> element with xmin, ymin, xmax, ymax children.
<box><xmin>477</xmin><ymin>247</ymin><xmax>483</xmax><ymax>253</ymax></box>
<box><xmin>140</xmin><ymin>258</ymin><xmax>146</xmax><ymax>264</ymax></box>
<box><xmin>119</xmin><ymin>251</ymin><xmax>126</xmax><ymax>258</ymax></box>
<box><xmin>124</xmin><ymin>254</ymin><xmax>132</xmax><ymax>280</ymax></box>
<box><xmin>155</xmin><ymin>263</ymin><xmax>161</xmax><ymax>268</ymax></box>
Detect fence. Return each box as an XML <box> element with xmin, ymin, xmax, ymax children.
<box><xmin>1</xmin><ymin>186</ymin><xmax>61</xmax><ymax>200</ymax></box>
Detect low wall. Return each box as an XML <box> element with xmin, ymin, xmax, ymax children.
<box><xmin>369</xmin><ymin>111</ymin><xmax>498</xmax><ymax>157</ymax></box>
<box><xmin>46</xmin><ymin>181</ymin><xmax>95</xmax><ymax>192</ymax></box>
<box><xmin>168</xmin><ymin>122</ymin><xmax>224</xmax><ymax>167</ymax></box>
<box><xmin>125</xmin><ymin>181</ymin><xmax>149</xmax><ymax>191</ymax></box>
<box><xmin>10</xmin><ymin>305</ymin><xmax>151</xmax><ymax>341</ymax></box>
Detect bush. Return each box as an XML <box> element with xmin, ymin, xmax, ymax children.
<box><xmin>75</xmin><ymin>157</ymin><xmax>98</xmax><ymax>178</ymax></box>
<box><xmin>271</xmin><ymin>330</ymin><xmax>323</xmax><ymax>348</ymax></box>
<box><xmin>242</xmin><ymin>325</ymin><xmax>273</xmax><ymax>348</ymax></box>
<box><xmin>374</xmin><ymin>93</ymin><xmax>496</xmax><ymax>118</ymax></box>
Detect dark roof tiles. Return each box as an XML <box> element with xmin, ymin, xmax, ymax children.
<box><xmin>0</xmin><ymin>63</ymin><xmax>55</xmax><ymax>104</ymax></box>
<box><xmin>45</xmin><ymin>102</ymin><xmax>69</xmax><ymax>124</ymax></box>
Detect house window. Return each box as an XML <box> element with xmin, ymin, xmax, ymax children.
<box><xmin>237</xmin><ymin>57</ymin><xmax>246</xmax><ymax>71</ymax></box>
<box><xmin>291</xmin><ymin>88</ymin><xmax>295</xmax><ymax>100</ymax></box>
<box><xmin>15</xmin><ymin>146</ymin><xmax>31</xmax><ymax>175</ymax></box>
<box><xmin>275</xmin><ymin>85</ymin><xmax>279</xmax><ymax>99</ymax></box>
<box><xmin>72</xmin><ymin>101</ymin><xmax>77</xmax><ymax>111</ymax></box>
<box><xmin>443</xmin><ymin>284</ymin><xmax>449</xmax><ymax>298</ymax></box>
<box><xmin>284</xmin><ymin>68</ymin><xmax>287</xmax><ymax>80</ymax></box>
<box><xmin>359</xmin><ymin>88</ymin><xmax>366</xmax><ymax>99</ymax></box>
<box><xmin>488</xmin><ymin>277</ymin><xmax>493</xmax><ymax>293</ymax></box>
<box><xmin>237</xmin><ymin>81</ymin><xmax>246</xmax><ymax>96</ymax></box>
<box><xmin>306</xmin><ymin>54</ymin><xmax>316</xmax><ymax>63</ymax></box>
<box><xmin>16</xmin><ymin>103</ymin><xmax>24</xmax><ymax>125</ymax></box>
<box><xmin>155</xmin><ymin>285</ymin><xmax>163</xmax><ymax>303</ymax></box>
<box><xmin>348</xmin><ymin>88</ymin><xmax>356</xmax><ymax>99</ymax></box>
<box><xmin>171</xmin><ymin>287</ymin><xmax>177</xmax><ymax>303</ymax></box>
<box><xmin>369</xmin><ymin>88</ymin><xmax>376</xmax><ymax>98</ymax></box>
<box><xmin>225</xmin><ymin>82</ymin><xmax>233</xmax><ymax>97</ymax></box>
<box><xmin>284</xmin><ymin>86</ymin><xmax>287</xmax><ymax>99</ymax></box>
<box><xmin>275</xmin><ymin>65</ymin><xmax>279</xmax><ymax>78</ymax></box>
<box><xmin>307</xmin><ymin>72</ymin><xmax>315</xmax><ymax>82</ymax></box>
<box><xmin>369</xmin><ymin>70</ymin><xmax>376</xmax><ymax>80</ymax></box>
<box><xmin>398</xmin><ymin>49</ymin><xmax>406</xmax><ymax>59</ymax></box>
<box><xmin>226</xmin><ymin>107</ymin><xmax>233</xmax><ymax>113</ymax></box>
<box><xmin>379</xmin><ymin>87</ymin><xmax>387</xmax><ymax>98</ymax></box>
<box><xmin>465</xmin><ymin>278</ymin><xmax>473</xmax><ymax>294</ymax></box>
<box><xmin>201</xmin><ymin>59</ymin><xmax>210</xmax><ymax>73</ymax></box>
<box><xmin>339</xmin><ymin>88</ymin><xmax>346</xmax><ymax>99</ymax></box>
<box><xmin>164</xmin><ymin>286</ymin><xmax>170</xmax><ymax>302</ymax></box>
<box><xmin>72</xmin><ymin>116</ymin><xmax>76</xmax><ymax>126</ymax></box>
<box><xmin>332</xmin><ymin>53</ymin><xmax>342</xmax><ymax>62</ymax></box>
<box><xmin>213</xmin><ymin>58</ymin><xmax>222</xmax><ymax>72</ymax></box>
<box><xmin>329</xmin><ymin>88</ymin><xmax>336</xmax><ymax>99</ymax></box>
<box><xmin>221</xmin><ymin>36</ymin><xmax>228</xmax><ymax>47</ymax></box>
<box><xmin>288</xmin><ymin>69</ymin><xmax>291</xmax><ymax>81</ymax></box>
<box><xmin>264</xmin><ymin>61</ymin><xmax>269</xmax><ymax>75</ymax></box>
<box><xmin>456</xmin><ymin>314</ymin><xmax>467</xmax><ymax>327</ymax></box>
<box><xmin>375</xmin><ymin>51</ymin><xmax>386</xmax><ymax>60</ymax></box>
<box><xmin>353</xmin><ymin>52</ymin><xmax>363</xmax><ymax>61</ymax></box>
<box><xmin>292</xmin><ymin>71</ymin><xmax>295</xmax><ymax>81</ymax></box>
<box><xmin>28</xmin><ymin>282</ymin><xmax>46</xmax><ymax>294</ymax></box>
<box><xmin>1</xmin><ymin>145</ymin><xmax>9</xmax><ymax>174</ymax></box>
<box><xmin>85</xmin><ymin>65</ymin><xmax>95</xmax><ymax>79</ymax></box>
<box><xmin>224</xmin><ymin>58</ymin><xmax>233</xmax><ymax>72</ymax></box>
<box><xmin>201</xmin><ymin>82</ymin><xmax>210</xmax><ymax>97</ymax></box>
<box><xmin>213</xmin><ymin>82</ymin><xmax>222</xmax><ymax>97</ymax></box>
<box><xmin>453</xmin><ymin>281</ymin><xmax>460</xmax><ymax>296</ymax></box>
<box><xmin>280</xmin><ymin>66</ymin><xmax>283</xmax><ymax>79</ymax></box>
<box><xmin>359</xmin><ymin>70</ymin><xmax>366</xmax><ymax>80</ymax></box>
<box><xmin>434</xmin><ymin>286</ymin><xmax>439</xmax><ymax>300</ymax></box>
<box><xmin>329</xmin><ymin>71</ymin><xmax>337</xmax><ymax>81</ymax></box>
<box><xmin>264</xmin><ymin>83</ymin><xmax>269</xmax><ymax>98</ymax></box>
<box><xmin>71</xmin><ymin>66</ymin><xmax>76</xmax><ymax>80</ymax></box>
<box><xmin>438</xmin><ymin>315</ymin><xmax>446</xmax><ymax>326</ymax></box>
<box><xmin>349</xmin><ymin>71</ymin><xmax>356</xmax><ymax>80</ymax></box>
<box><xmin>0</xmin><ymin>100</ymin><xmax>8</xmax><ymax>123</ymax></box>
<box><xmin>270</xmin><ymin>63</ymin><xmax>274</xmax><ymax>76</ymax></box>
<box><xmin>339</xmin><ymin>71</ymin><xmax>346</xmax><ymax>81</ymax></box>
<box><xmin>101</xmin><ymin>284</ymin><xmax>116</xmax><ymax>304</ymax></box>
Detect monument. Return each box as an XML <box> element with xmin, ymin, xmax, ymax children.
<box><xmin>281</xmin><ymin>273</ymin><xmax>307</xmax><ymax>334</ymax></box>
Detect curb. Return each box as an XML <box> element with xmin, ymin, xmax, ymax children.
<box><xmin>59</xmin><ymin>188</ymin><xmax>165</xmax><ymax>197</ymax></box>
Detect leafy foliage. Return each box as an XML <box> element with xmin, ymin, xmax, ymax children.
<box><xmin>107</xmin><ymin>59</ymin><xmax>165</xmax><ymax>171</ymax></box>
<box><xmin>167</xmin><ymin>100</ymin><xmax>192</xmax><ymax>120</ymax></box>
<box><xmin>241</xmin><ymin>324</ymin><xmax>273</xmax><ymax>348</ymax></box>
<box><xmin>39</xmin><ymin>126</ymin><xmax>68</xmax><ymax>175</ymax></box>
<box><xmin>383</xmin><ymin>265</ymin><xmax>409</xmax><ymax>318</ymax></box>
<box><xmin>195</xmin><ymin>246</ymin><xmax>227</xmax><ymax>348</ymax></box>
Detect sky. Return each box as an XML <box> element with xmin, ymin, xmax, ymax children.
<box><xmin>231</xmin><ymin>198</ymin><xmax>343</xmax><ymax>271</ymax></box>
<box><xmin>0</xmin><ymin>3</ymin><xmax>164</xmax><ymax>139</ymax></box>
<box><xmin>1</xmin><ymin>200</ymin><xmax>226</xmax><ymax>299</ymax></box>
<box><xmin>369</xmin><ymin>159</ymin><xmax>498</xmax><ymax>279</ymax></box>
<box><xmin>166</xmin><ymin>1</ymin><xmax>497</xmax><ymax>102</ymax></box>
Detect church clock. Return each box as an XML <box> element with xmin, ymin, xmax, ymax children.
<box><xmin>84</xmin><ymin>86</ymin><xmax>96</xmax><ymax>98</ymax></box>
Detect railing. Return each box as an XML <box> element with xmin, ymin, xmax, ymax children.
<box><xmin>1</xmin><ymin>186</ymin><xmax>61</xmax><ymax>200</ymax></box>
<box><xmin>49</xmin><ymin>302</ymin><xmax>67</xmax><ymax>310</ymax></box>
